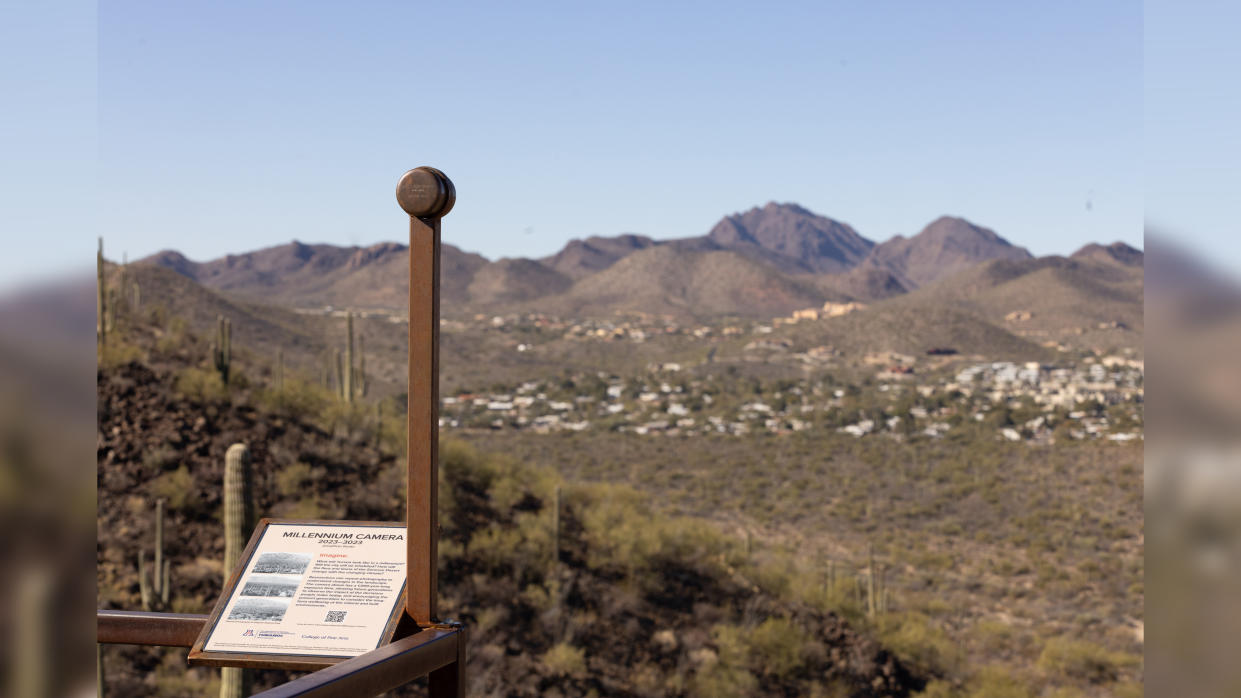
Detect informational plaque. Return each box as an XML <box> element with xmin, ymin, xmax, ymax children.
<box><xmin>188</xmin><ymin>519</ymin><xmax>408</xmax><ymax>670</ymax></box>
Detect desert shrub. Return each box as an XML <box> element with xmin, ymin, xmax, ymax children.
<box><xmin>259</xmin><ymin>378</ymin><xmax>333</xmax><ymax>421</ymax></box>
<box><xmin>274</xmin><ymin>462</ymin><xmax>313</xmax><ymax>498</ymax></box>
<box><xmin>879</xmin><ymin>612</ymin><xmax>961</xmax><ymax>676</ymax></box>
<box><xmin>690</xmin><ymin>660</ymin><xmax>758</xmax><ymax>697</ymax></box>
<box><xmin>541</xmin><ymin>642</ymin><xmax>586</xmax><ymax>676</ymax></box>
<box><xmin>277</xmin><ymin>496</ymin><xmax>330</xmax><ymax>520</ymax></box>
<box><xmin>971</xmin><ymin>619</ymin><xmax>1020</xmax><ymax>655</ymax></box>
<box><xmin>1036</xmin><ymin>636</ymin><xmax>1137</xmax><ymax>684</ymax></box>
<box><xmin>316</xmin><ymin>396</ymin><xmax>370</xmax><ymax>435</ymax></box>
<box><xmin>472</xmin><ymin>605</ymin><xmax>507</xmax><ymax>636</ymax></box>
<box><xmin>173</xmin><ymin>367</ymin><xmax>227</xmax><ymax>403</ymax></box>
<box><xmin>963</xmin><ymin>665</ymin><xmax>1034</xmax><ymax>698</ymax></box>
<box><xmin>466</xmin><ymin>511</ymin><xmax>552</xmax><ymax>577</ymax></box>
<box><xmin>690</xmin><ymin>625</ymin><xmax>759</xmax><ymax>698</ymax></box>
<box><xmin>747</xmin><ymin>553</ymin><xmax>796</xmax><ymax>599</ymax></box>
<box><xmin>99</xmin><ymin>338</ymin><xmax>145</xmax><ymax>367</ymax></box>
<box><xmin>154</xmin><ymin>314</ymin><xmax>188</xmax><ymax>354</ymax></box>
<box><xmin>913</xmin><ymin>680</ymin><xmax>956</xmax><ymax>697</ymax></box>
<box><xmin>748</xmin><ymin>616</ymin><xmax>810</xmax><ymax>677</ymax></box>
<box><xmin>439</xmin><ymin>438</ymin><xmax>557</xmax><ymax>563</ymax></box>
<box><xmin>149</xmin><ymin>466</ymin><xmax>194</xmax><ymax>510</ymax></box>
<box><xmin>572</xmin><ymin>481</ymin><xmax>734</xmax><ymax>585</ymax></box>
<box><xmin>141</xmin><ymin>445</ymin><xmax>178</xmax><ymax>473</ymax></box>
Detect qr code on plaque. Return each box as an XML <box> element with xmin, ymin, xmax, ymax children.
<box><xmin>324</xmin><ymin>611</ymin><xmax>347</xmax><ymax>623</ymax></box>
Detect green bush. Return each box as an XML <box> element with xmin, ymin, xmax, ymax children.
<box><xmin>274</xmin><ymin>462</ymin><xmax>313</xmax><ymax>498</ymax></box>
<box><xmin>149</xmin><ymin>466</ymin><xmax>194</xmax><ymax>510</ymax></box>
<box><xmin>572</xmin><ymin>481</ymin><xmax>734</xmax><ymax>584</ymax></box>
<box><xmin>913</xmin><ymin>680</ymin><xmax>956</xmax><ymax>698</ymax></box>
<box><xmin>173</xmin><ymin>367</ymin><xmax>227</xmax><ymax>403</ymax></box>
<box><xmin>879</xmin><ymin>612</ymin><xmax>961</xmax><ymax>676</ymax></box>
<box><xmin>689</xmin><ymin>661</ymin><xmax>757</xmax><ymax>698</ymax></box>
<box><xmin>540</xmin><ymin>642</ymin><xmax>586</xmax><ymax>677</ymax></box>
<box><xmin>965</xmin><ymin>666</ymin><xmax>1034</xmax><ymax>698</ymax></box>
<box><xmin>748</xmin><ymin>616</ymin><xmax>810</xmax><ymax>677</ymax></box>
<box><xmin>99</xmin><ymin>338</ymin><xmax>145</xmax><ymax>367</ymax></box>
<box><xmin>690</xmin><ymin>625</ymin><xmax>759</xmax><ymax>698</ymax></box>
<box><xmin>1036</xmin><ymin>636</ymin><xmax>1138</xmax><ymax>684</ymax></box>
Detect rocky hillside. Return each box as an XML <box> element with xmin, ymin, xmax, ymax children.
<box><xmin>863</xmin><ymin>217</ymin><xmax>1033</xmax><ymax>288</ymax></box>
<box><xmin>144</xmin><ymin>241</ymin><xmax>489</xmax><ymax>310</ymax></box>
<box><xmin>96</xmin><ymin>329</ymin><xmax>924</xmax><ymax>697</ymax></box>
<box><xmin>535</xmin><ymin>246</ymin><xmax>840</xmax><ymax>320</ymax></box>
<box><xmin>540</xmin><ymin>234</ymin><xmax>658</xmax><ymax>280</ymax></box>
<box><xmin>1070</xmin><ymin>242</ymin><xmax>1144</xmax><ymax>268</ymax></box>
<box><xmin>700</xmin><ymin>202</ymin><xmax>875</xmax><ymax>274</ymax></box>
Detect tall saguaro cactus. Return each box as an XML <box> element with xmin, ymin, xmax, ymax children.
<box><xmin>551</xmin><ymin>485</ymin><xmax>562</xmax><ymax>572</ymax></box>
<box><xmin>223</xmin><ymin>443</ymin><xmax>255</xmax><ymax>575</ymax></box>
<box><xmin>358</xmin><ymin>334</ymin><xmax>367</xmax><ymax>398</ymax></box>
<box><xmin>344</xmin><ymin>311</ymin><xmax>354</xmax><ymax>403</ymax></box>
<box><xmin>139</xmin><ymin>499</ymin><xmax>171</xmax><ymax>612</ymax></box>
<box><xmin>119</xmin><ymin>252</ymin><xmax>129</xmax><ymax>315</ymax></box>
<box><xmin>331</xmin><ymin>311</ymin><xmax>369</xmax><ymax>403</ymax></box>
<box><xmin>334</xmin><ymin>349</ymin><xmax>344</xmax><ymax>399</ymax></box>
<box><xmin>212</xmin><ymin>315</ymin><xmax>232</xmax><ymax>385</ymax></box>
<box><xmin>867</xmin><ymin>543</ymin><xmax>878</xmax><ymax>618</ymax></box>
<box><xmin>97</xmin><ymin>237</ymin><xmax>107</xmax><ymax>347</ymax></box>
<box><xmin>221</xmin><ymin>443</ymin><xmax>255</xmax><ymax>698</ymax></box>
<box><xmin>107</xmin><ymin>287</ymin><xmax>119</xmax><ymax>333</ymax></box>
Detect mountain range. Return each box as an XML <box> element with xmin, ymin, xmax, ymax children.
<box><xmin>139</xmin><ymin>202</ymin><xmax>1141</xmax><ymax>321</ymax></box>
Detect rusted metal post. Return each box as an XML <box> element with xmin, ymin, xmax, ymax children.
<box><xmin>396</xmin><ymin>167</ymin><xmax>455</xmax><ymax>627</ymax></box>
<box><xmin>427</xmin><ymin>624</ymin><xmax>467</xmax><ymax>698</ymax></box>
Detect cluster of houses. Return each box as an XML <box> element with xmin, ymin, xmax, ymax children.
<box><xmin>437</xmin><ymin>354</ymin><xmax>1143</xmax><ymax>445</ymax></box>
<box><xmin>456</xmin><ymin>312</ymin><xmax>745</xmax><ymax>343</ymax></box>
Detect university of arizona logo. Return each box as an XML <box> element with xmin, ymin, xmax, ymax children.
<box><xmin>242</xmin><ymin>629</ymin><xmax>255</xmax><ymax>637</ymax></box>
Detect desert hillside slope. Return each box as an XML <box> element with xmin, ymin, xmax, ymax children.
<box><xmin>96</xmin><ymin>328</ymin><xmax>922</xmax><ymax>697</ymax></box>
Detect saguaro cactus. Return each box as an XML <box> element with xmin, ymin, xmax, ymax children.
<box><xmin>357</xmin><ymin>334</ymin><xmax>368</xmax><ymax>398</ymax></box>
<box><xmin>139</xmin><ymin>498</ymin><xmax>171</xmax><ymax>612</ymax></box>
<box><xmin>879</xmin><ymin>564</ymin><xmax>889</xmax><ymax>613</ymax></box>
<box><xmin>344</xmin><ymin>311</ymin><xmax>354</xmax><ymax>403</ymax></box>
<box><xmin>275</xmin><ymin>348</ymin><xmax>284</xmax><ymax>392</ymax></box>
<box><xmin>97</xmin><ymin>237</ymin><xmax>107</xmax><ymax>347</ymax></box>
<box><xmin>334</xmin><ymin>349</ymin><xmax>344</xmax><ymax>399</ymax></box>
<box><xmin>212</xmin><ymin>315</ymin><xmax>232</xmax><ymax>384</ymax></box>
<box><xmin>867</xmin><ymin>543</ymin><xmax>877</xmax><ymax>618</ymax></box>
<box><xmin>223</xmin><ymin>443</ymin><xmax>255</xmax><ymax>575</ymax></box>
<box><xmin>119</xmin><ymin>252</ymin><xmax>128</xmax><ymax>314</ymax></box>
<box><xmin>221</xmin><ymin>443</ymin><xmax>255</xmax><ymax>698</ymax></box>
<box><xmin>551</xmin><ymin>485</ymin><xmax>562</xmax><ymax>571</ymax></box>
<box><xmin>107</xmin><ymin>287</ymin><xmax>119</xmax><ymax>333</ymax></box>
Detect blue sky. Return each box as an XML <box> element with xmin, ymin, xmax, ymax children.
<box><xmin>1145</xmin><ymin>0</ymin><xmax>1241</xmax><ymax>276</ymax></box>
<box><xmin>7</xmin><ymin>1</ymin><xmax>1150</xmax><ymax>289</ymax></box>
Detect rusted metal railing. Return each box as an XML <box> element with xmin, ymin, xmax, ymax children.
<box><xmin>97</xmin><ymin>167</ymin><xmax>466</xmax><ymax>697</ymax></box>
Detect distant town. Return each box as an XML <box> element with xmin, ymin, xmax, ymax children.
<box><xmin>415</xmin><ymin>307</ymin><xmax>1143</xmax><ymax>446</ymax></box>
